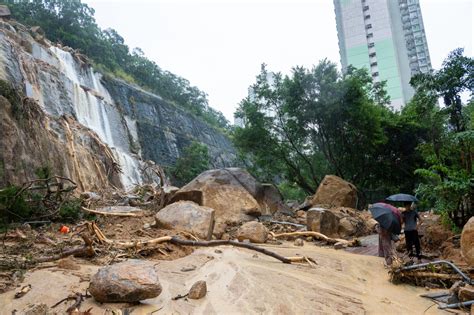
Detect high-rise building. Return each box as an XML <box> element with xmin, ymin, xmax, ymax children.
<box><xmin>334</xmin><ymin>0</ymin><xmax>431</xmax><ymax>109</ymax></box>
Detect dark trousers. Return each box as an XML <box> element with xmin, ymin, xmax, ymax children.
<box><xmin>404</xmin><ymin>230</ymin><xmax>421</xmax><ymax>258</ymax></box>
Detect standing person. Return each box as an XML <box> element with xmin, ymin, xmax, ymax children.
<box><xmin>372</xmin><ymin>203</ymin><xmax>402</xmax><ymax>266</ymax></box>
<box><xmin>402</xmin><ymin>201</ymin><xmax>422</xmax><ymax>261</ymax></box>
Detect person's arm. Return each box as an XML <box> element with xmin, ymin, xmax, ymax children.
<box><xmin>416</xmin><ymin>211</ymin><xmax>422</xmax><ymax>228</ymax></box>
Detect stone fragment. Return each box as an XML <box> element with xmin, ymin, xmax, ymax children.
<box><xmin>461</xmin><ymin>217</ymin><xmax>474</xmax><ymax>266</ymax></box>
<box><xmin>0</xmin><ymin>5</ymin><xmax>11</xmax><ymax>18</ymax></box>
<box><xmin>155</xmin><ymin>201</ymin><xmax>215</xmax><ymax>240</ymax></box>
<box><xmin>89</xmin><ymin>260</ymin><xmax>162</xmax><ymax>303</ymax></box>
<box><xmin>237</xmin><ymin>221</ymin><xmax>268</xmax><ymax>243</ymax></box>
<box><xmin>188</xmin><ymin>280</ymin><xmax>207</xmax><ymax>299</ymax></box>
<box><xmin>171</xmin><ymin>168</ymin><xmax>286</xmax><ymax>235</ymax></box>
<box><xmin>334</xmin><ymin>242</ymin><xmax>347</xmax><ymax>250</ymax></box>
<box><xmin>294</xmin><ymin>238</ymin><xmax>304</xmax><ymax>246</ymax></box>
<box><xmin>306</xmin><ymin>207</ymin><xmax>339</xmax><ymax>238</ymax></box>
<box><xmin>458</xmin><ymin>286</ymin><xmax>474</xmax><ymax>302</ymax></box>
<box><xmin>311</xmin><ymin>175</ymin><xmax>358</xmax><ymax>208</ymax></box>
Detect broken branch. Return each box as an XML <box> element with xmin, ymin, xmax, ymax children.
<box><xmin>81</xmin><ymin>206</ymin><xmax>143</xmax><ymax>217</ymax></box>
<box><xmin>35</xmin><ymin>235</ymin><xmax>95</xmax><ymax>263</ymax></box>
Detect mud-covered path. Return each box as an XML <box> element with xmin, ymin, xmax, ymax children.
<box><xmin>0</xmin><ymin>243</ymin><xmax>446</xmax><ymax>314</ymax></box>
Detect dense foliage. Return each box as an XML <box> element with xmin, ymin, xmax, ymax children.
<box><xmin>2</xmin><ymin>0</ymin><xmax>229</xmax><ymax>130</ymax></box>
<box><xmin>410</xmin><ymin>48</ymin><xmax>473</xmax><ymax>226</ymax></box>
<box><xmin>234</xmin><ymin>61</ymin><xmax>425</xmax><ymax>198</ymax></box>
<box><xmin>170</xmin><ymin>141</ymin><xmax>211</xmax><ymax>186</ymax></box>
<box><xmin>234</xmin><ymin>50</ymin><xmax>473</xmax><ymax>226</ymax></box>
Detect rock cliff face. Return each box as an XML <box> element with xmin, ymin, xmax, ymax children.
<box><xmin>103</xmin><ymin>79</ymin><xmax>236</xmax><ymax>167</ymax></box>
<box><xmin>0</xmin><ymin>19</ymin><xmax>236</xmax><ymax>190</ymax></box>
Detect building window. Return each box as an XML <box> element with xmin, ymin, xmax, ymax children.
<box><xmin>370</xmin><ymin>62</ymin><xmax>378</xmax><ymax>67</ymax></box>
<box><xmin>363</xmin><ymin>5</ymin><xmax>369</xmax><ymax>11</ymax></box>
<box><xmin>365</xmin><ymin>24</ymin><xmax>372</xmax><ymax>29</ymax></box>
<box><xmin>368</xmin><ymin>42</ymin><xmax>375</xmax><ymax>48</ymax></box>
<box><xmin>366</xmin><ymin>33</ymin><xmax>373</xmax><ymax>39</ymax></box>
<box><xmin>369</xmin><ymin>52</ymin><xmax>376</xmax><ymax>58</ymax></box>
<box><xmin>364</xmin><ymin>14</ymin><xmax>371</xmax><ymax>20</ymax></box>
<box><xmin>372</xmin><ymin>72</ymin><xmax>379</xmax><ymax>77</ymax></box>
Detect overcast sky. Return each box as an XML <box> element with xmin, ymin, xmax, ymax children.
<box><xmin>83</xmin><ymin>0</ymin><xmax>473</xmax><ymax>122</ymax></box>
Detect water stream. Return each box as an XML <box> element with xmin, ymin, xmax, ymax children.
<box><xmin>49</xmin><ymin>47</ymin><xmax>142</xmax><ymax>189</ymax></box>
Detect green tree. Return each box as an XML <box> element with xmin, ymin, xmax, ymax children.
<box><xmin>171</xmin><ymin>141</ymin><xmax>211</xmax><ymax>186</ymax></box>
<box><xmin>411</xmin><ymin>49</ymin><xmax>473</xmax><ymax>226</ymax></box>
<box><xmin>233</xmin><ymin>61</ymin><xmax>405</xmax><ymax>195</ymax></box>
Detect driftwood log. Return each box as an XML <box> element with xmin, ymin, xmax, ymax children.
<box><xmin>270</xmin><ymin>231</ymin><xmax>359</xmax><ymax>247</ymax></box>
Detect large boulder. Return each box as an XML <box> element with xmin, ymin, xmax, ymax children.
<box><xmin>306</xmin><ymin>208</ymin><xmax>339</xmax><ymax>237</ymax></box>
<box><xmin>237</xmin><ymin>221</ymin><xmax>268</xmax><ymax>243</ymax></box>
<box><xmin>170</xmin><ymin>168</ymin><xmax>285</xmax><ymax>235</ymax></box>
<box><xmin>89</xmin><ymin>260</ymin><xmax>162</xmax><ymax>303</ymax></box>
<box><xmin>155</xmin><ymin>201</ymin><xmax>215</xmax><ymax>240</ymax></box>
<box><xmin>311</xmin><ymin>175</ymin><xmax>358</xmax><ymax>208</ymax></box>
<box><xmin>307</xmin><ymin>207</ymin><xmax>370</xmax><ymax>238</ymax></box>
<box><xmin>0</xmin><ymin>5</ymin><xmax>11</xmax><ymax>18</ymax></box>
<box><xmin>461</xmin><ymin>217</ymin><xmax>474</xmax><ymax>266</ymax></box>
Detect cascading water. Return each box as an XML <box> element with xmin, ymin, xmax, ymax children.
<box><xmin>49</xmin><ymin>47</ymin><xmax>142</xmax><ymax>189</ymax></box>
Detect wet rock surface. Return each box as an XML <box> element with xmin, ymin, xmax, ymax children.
<box><xmin>89</xmin><ymin>260</ymin><xmax>162</xmax><ymax>303</ymax></box>
<box><xmin>461</xmin><ymin>217</ymin><xmax>474</xmax><ymax>266</ymax></box>
<box><xmin>188</xmin><ymin>280</ymin><xmax>207</xmax><ymax>299</ymax></box>
<box><xmin>237</xmin><ymin>221</ymin><xmax>268</xmax><ymax>243</ymax></box>
<box><xmin>311</xmin><ymin>175</ymin><xmax>358</xmax><ymax>208</ymax></box>
<box><xmin>155</xmin><ymin>201</ymin><xmax>215</xmax><ymax>240</ymax></box>
<box><xmin>171</xmin><ymin>168</ymin><xmax>286</xmax><ymax>235</ymax></box>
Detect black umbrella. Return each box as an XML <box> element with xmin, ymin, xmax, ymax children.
<box><xmin>369</xmin><ymin>203</ymin><xmax>401</xmax><ymax>235</ymax></box>
<box><xmin>386</xmin><ymin>193</ymin><xmax>418</xmax><ymax>202</ymax></box>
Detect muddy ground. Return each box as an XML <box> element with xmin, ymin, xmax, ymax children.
<box><xmin>1</xmin><ymin>243</ymin><xmax>449</xmax><ymax>314</ymax></box>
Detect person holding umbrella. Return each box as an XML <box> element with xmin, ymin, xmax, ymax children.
<box><xmin>369</xmin><ymin>202</ymin><xmax>402</xmax><ymax>266</ymax></box>
<box><xmin>386</xmin><ymin>194</ymin><xmax>422</xmax><ymax>261</ymax></box>
<box><xmin>402</xmin><ymin>201</ymin><xmax>422</xmax><ymax>261</ymax></box>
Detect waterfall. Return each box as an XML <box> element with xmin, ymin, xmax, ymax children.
<box><xmin>50</xmin><ymin>47</ymin><xmax>142</xmax><ymax>189</ymax></box>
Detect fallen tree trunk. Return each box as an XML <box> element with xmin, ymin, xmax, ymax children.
<box><xmin>270</xmin><ymin>231</ymin><xmax>359</xmax><ymax>247</ymax></box>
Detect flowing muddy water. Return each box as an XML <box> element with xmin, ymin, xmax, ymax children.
<box><xmin>0</xmin><ymin>243</ymin><xmax>447</xmax><ymax>314</ymax></box>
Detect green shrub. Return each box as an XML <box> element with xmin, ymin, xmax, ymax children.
<box><xmin>278</xmin><ymin>181</ymin><xmax>306</xmax><ymax>202</ymax></box>
<box><xmin>58</xmin><ymin>198</ymin><xmax>83</xmax><ymax>222</ymax></box>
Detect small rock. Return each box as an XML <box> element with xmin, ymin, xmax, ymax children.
<box><xmin>89</xmin><ymin>260</ymin><xmax>162</xmax><ymax>303</ymax></box>
<box><xmin>252</xmin><ymin>254</ymin><xmax>259</xmax><ymax>258</ymax></box>
<box><xmin>294</xmin><ymin>238</ymin><xmax>304</xmax><ymax>246</ymax></box>
<box><xmin>334</xmin><ymin>242</ymin><xmax>347</xmax><ymax>250</ymax></box>
<box><xmin>221</xmin><ymin>233</ymin><xmax>230</xmax><ymax>241</ymax></box>
<box><xmin>458</xmin><ymin>285</ymin><xmax>474</xmax><ymax>302</ymax></box>
<box><xmin>306</xmin><ymin>237</ymin><xmax>313</xmax><ymax>242</ymax></box>
<box><xmin>214</xmin><ymin>249</ymin><xmax>222</xmax><ymax>254</ymax></box>
<box><xmin>143</xmin><ymin>223</ymin><xmax>152</xmax><ymax>229</ymax></box>
<box><xmin>181</xmin><ymin>265</ymin><xmax>197</xmax><ymax>272</ymax></box>
<box><xmin>188</xmin><ymin>280</ymin><xmax>207</xmax><ymax>299</ymax></box>
<box><xmin>237</xmin><ymin>221</ymin><xmax>268</xmax><ymax>243</ymax></box>
<box><xmin>23</xmin><ymin>303</ymin><xmax>49</xmax><ymax>315</ymax></box>
<box><xmin>296</xmin><ymin>210</ymin><xmax>306</xmax><ymax>218</ymax></box>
